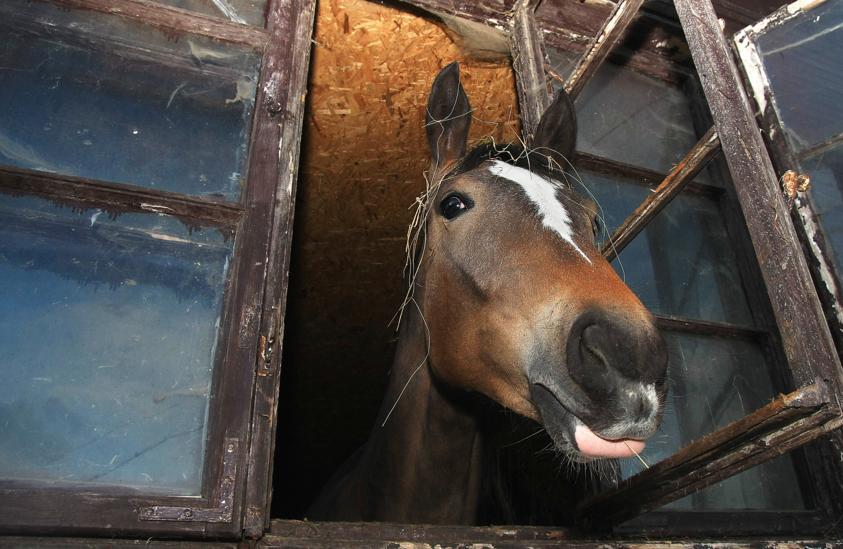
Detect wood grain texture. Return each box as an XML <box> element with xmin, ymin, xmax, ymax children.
<box><xmin>510</xmin><ymin>3</ymin><xmax>550</xmax><ymax>142</ymax></box>
<box><xmin>241</xmin><ymin>0</ymin><xmax>318</xmax><ymax>538</ymax></box>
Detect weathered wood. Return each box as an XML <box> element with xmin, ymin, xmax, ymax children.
<box><xmin>0</xmin><ymin>539</ymin><xmax>237</xmax><ymax>548</ymax></box>
<box><xmin>574</xmin><ymin>151</ymin><xmax>722</xmax><ymax>198</ymax></box>
<box><xmin>577</xmin><ymin>383</ymin><xmax>842</xmax><ymax>527</ymax></box>
<box><xmin>398</xmin><ymin>0</ymin><xmax>514</xmax><ymax>28</ymax></box>
<box><xmin>563</xmin><ymin>0</ymin><xmax>646</xmax><ymax>101</ymax></box>
<box><xmin>240</xmin><ymin>0</ymin><xmax>317</xmax><ymax>538</ymax></box>
<box><xmin>733</xmin><ymin>13</ymin><xmax>843</xmax><ymax>527</ymax></box>
<box><xmin>510</xmin><ymin>1</ymin><xmax>550</xmax><ymax>142</ymax></box>
<box><xmin>51</xmin><ymin>0</ymin><xmax>268</xmax><ymax>50</ymax></box>
<box><xmin>617</xmin><ymin>509</ymin><xmax>831</xmax><ymax>537</ymax></box>
<box><xmin>675</xmin><ymin>0</ymin><xmax>843</xmax><ymax>393</ymax></box>
<box><xmin>262</xmin><ymin>519</ymin><xmax>843</xmax><ymax>548</ymax></box>
<box><xmin>0</xmin><ymin>165</ymin><xmax>242</xmax><ymax>231</ymax></box>
<box><xmin>654</xmin><ymin>313</ymin><xmax>764</xmax><ymax>341</ymax></box>
<box><xmin>601</xmin><ymin>127</ymin><xmax>721</xmax><ymax>261</ymax></box>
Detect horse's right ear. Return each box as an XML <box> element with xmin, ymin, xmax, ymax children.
<box><xmin>426</xmin><ymin>62</ymin><xmax>472</xmax><ymax>175</ymax></box>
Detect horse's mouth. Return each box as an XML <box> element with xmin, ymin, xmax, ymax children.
<box><xmin>529</xmin><ymin>383</ymin><xmax>646</xmax><ymax>462</ymax></box>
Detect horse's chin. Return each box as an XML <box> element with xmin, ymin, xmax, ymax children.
<box><xmin>529</xmin><ymin>383</ymin><xmax>647</xmax><ymax>463</ymax></box>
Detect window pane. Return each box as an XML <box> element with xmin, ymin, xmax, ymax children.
<box><xmin>155</xmin><ymin>0</ymin><xmax>267</xmax><ymax>27</ymax></box>
<box><xmin>0</xmin><ymin>1</ymin><xmax>260</xmax><ymax>202</ymax></box>
<box><xmin>755</xmin><ymin>0</ymin><xmax>843</xmax><ymax>153</ymax></box>
<box><xmin>803</xmin><ymin>145</ymin><xmax>843</xmax><ymax>273</ymax></box>
<box><xmin>0</xmin><ymin>195</ymin><xmax>232</xmax><ymax>495</ymax></box>
<box><xmin>619</xmin><ymin>332</ymin><xmax>805</xmax><ymax>510</ymax></box>
<box><xmin>547</xmin><ymin>47</ymin><xmax>700</xmax><ymax>174</ymax></box>
<box><xmin>583</xmin><ymin>171</ymin><xmax>754</xmax><ymax>325</ymax></box>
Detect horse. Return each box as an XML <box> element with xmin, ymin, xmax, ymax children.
<box><xmin>308</xmin><ymin>62</ymin><xmax>668</xmax><ymax>525</ymax></box>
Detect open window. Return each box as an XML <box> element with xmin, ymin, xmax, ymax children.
<box><xmin>505</xmin><ymin>0</ymin><xmax>843</xmax><ymax>533</ymax></box>
<box><xmin>0</xmin><ymin>0</ymin><xmax>316</xmax><ymax>537</ymax></box>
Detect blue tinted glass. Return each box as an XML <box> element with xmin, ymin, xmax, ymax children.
<box><xmin>756</xmin><ymin>0</ymin><xmax>843</xmax><ymax>152</ymax></box>
<box><xmin>0</xmin><ymin>0</ymin><xmax>259</xmax><ymax>202</ymax></box>
<box><xmin>582</xmin><ymin>171</ymin><xmax>754</xmax><ymax>326</ymax></box>
<box><xmin>803</xmin><ymin>145</ymin><xmax>843</xmax><ymax>274</ymax></box>
<box><xmin>618</xmin><ymin>332</ymin><xmax>804</xmax><ymax>510</ymax></box>
<box><xmin>0</xmin><ymin>195</ymin><xmax>232</xmax><ymax>495</ymax></box>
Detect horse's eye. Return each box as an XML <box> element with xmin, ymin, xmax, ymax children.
<box><xmin>592</xmin><ymin>217</ymin><xmax>601</xmax><ymax>239</ymax></box>
<box><xmin>440</xmin><ymin>193</ymin><xmax>473</xmax><ymax>220</ymax></box>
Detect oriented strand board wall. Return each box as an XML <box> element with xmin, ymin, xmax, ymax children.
<box><xmin>273</xmin><ymin>0</ymin><xmax>519</xmax><ymax>517</ymax></box>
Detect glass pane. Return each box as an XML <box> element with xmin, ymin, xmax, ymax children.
<box><xmin>0</xmin><ymin>195</ymin><xmax>232</xmax><ymax>495</ymax></box>
<box><xmin>156</xmin><ymin>0</ymin><xmax>267</xmax><ymax>27</ymax></box>
<box><xmin>0</xmin><ymin>0</ymin><xmax>260</xmax><ymax>202</ymax></box>
<box><xmin>546</xmin><ymin>47</ymin><xmax>701</xmax><ymax>174</ymax></box>
<box><xmin>619</xmin><ymin>332</ymin><xmax>805</xmax><ymax>510</ymax></box>
<box><xmin>803</xmin><ymin>145</ymin><xmax>843</xmax><ymax>274</ymax></box>
<box><xmin>755</xmin><ymin>0</ymin><xmax>843</xmax><ymax>153</ymax></box>
<box><xmin>583</xmin><ymin>171</ymin><xmax>754</xmax><ymax>325</ymax></box>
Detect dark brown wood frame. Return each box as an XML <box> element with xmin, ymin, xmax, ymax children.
<box><xmin>732</xmin><ymin>0</ymin><xmax>843</xmax><ymax>522</ymax></box>
<box><xmin>0</xmin><ymin>0</ymin><xmax>316</xmax><ymax>539</ymax></box>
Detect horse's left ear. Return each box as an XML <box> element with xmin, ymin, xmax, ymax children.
<box><xmin>532</xmin><ymin>89</ymin><xmax>577</xmax><ymax>170</ymax></box>
<box><xmin>426</xmin><ymin>62</ymin><xmax>472</xmax><ymax>175</ymax></box>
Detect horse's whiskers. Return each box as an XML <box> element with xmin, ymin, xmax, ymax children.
<box><xmin>624</xmin><ymin>440</ymin><xmax>650</xmax><ymax>469</ymax></box>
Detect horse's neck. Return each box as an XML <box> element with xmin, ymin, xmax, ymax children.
<box><xmin>346</xmin><ymin>307</ymin><xmax>485</xmax><ymax>523</ymax></box>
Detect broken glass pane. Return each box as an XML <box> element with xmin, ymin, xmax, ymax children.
<box><xmin>0</xmin><ymin>0</ymin><xmax>260</xmax><ymax>202</ymax></box>
<box><xmin>156</xmin><ymin>0</ymin><xmax>267</xmax><ymax>27</ymax></box>
<box><xmin>0</xmin><ymin>195</ymin><xmax>232</xmax><ymax>495</ymax></box>
<box><xmin>583</xmin><ymin>170</ymin><xmax>754</xmax><ymax>326</ymax></box>
<box><xmin>618</xmin><ymin>332</ymin><xmax>805</xmax><ymax>510</ymax></box>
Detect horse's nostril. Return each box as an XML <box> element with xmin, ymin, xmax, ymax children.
<box><xmin>567</xmin><ymin>311</ymin><xmax>666</xmax><ymax>398</ymax></box>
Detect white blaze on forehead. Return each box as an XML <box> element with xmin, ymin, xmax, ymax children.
<box><xmin>486</xmin><ymin>160</ymin><xmax>590</xmax><ymax>263</ymax></box>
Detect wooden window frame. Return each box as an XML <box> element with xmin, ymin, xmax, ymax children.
<box><xmin>498</xmin><ymin>0</ymin><xmax>843</xmax><ymax>535</ymax></box>
<box><xmin>0</xmin><ymin>0</ymin><xmax>316</xmax><ymax>539</ymax></box>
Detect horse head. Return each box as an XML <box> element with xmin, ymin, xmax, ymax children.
<box><xmin>416</xmin><ymin>62</ymin><xmax>668</xmax><ymax>462</ymax></box>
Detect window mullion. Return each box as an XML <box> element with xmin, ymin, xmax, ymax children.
<box><xmin>561</xmin><ymin>0</ymin><xmax>646</xmax><ymax>101</ymax></box>
<box><xmin>51</xmin><ymin>0</ymin><xmax>268</xmax><ymax>50</ymax></box>
<box><xmin>510</xmin><ymin>0</ymin><xmax>550</xmax><ymax>142</ymax></box>
<box><xmin>653</xmin><ymin>313</ymin><xmax>764</xmax><ymax>341</ymax></box>
<box><xmin>0</xmin><ymin>165</ymin><xmax>243</xmax><ymax>230</ymax></box>
<box><xmin>602</xmin><ymin>127</ymin><xmax>721</xmax><ymax>261</ymax></box>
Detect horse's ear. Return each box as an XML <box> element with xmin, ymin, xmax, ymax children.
<box><xmin>532</xmin><ymin>89</ymin><xmax>577</xmax><ymax>170</ymax></box>
<box><xmin>426</xmin><ymin>62</ymin><xmax>471</xmax><ymax>174</ymax></box>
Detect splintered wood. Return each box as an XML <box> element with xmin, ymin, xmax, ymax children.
<box><xmin>274</xmin><ymin>0</ymin><xmax>519</xmax><ymax>517</ymax></box>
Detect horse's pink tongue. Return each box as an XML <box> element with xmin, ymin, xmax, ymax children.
<box><xmin>574</xmin><ymin>424</ymin><xmax>646</xmax><ymax>458</ymax></box>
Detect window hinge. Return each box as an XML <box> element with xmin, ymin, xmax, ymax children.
<box><xmin>138</xmin><ymin>438</ymin><xmax>239</xmax><ymax>523</ymax></box>
<box><xmin>258</xmin><ymin>333</ymin><xmax>275</xmax><ymax>376</ymax></box>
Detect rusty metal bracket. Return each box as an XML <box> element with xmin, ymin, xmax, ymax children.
<box><xmin>138</xmin><ymin>438</ymin><xmax>238</xmax><ymax>523</ymax></box>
